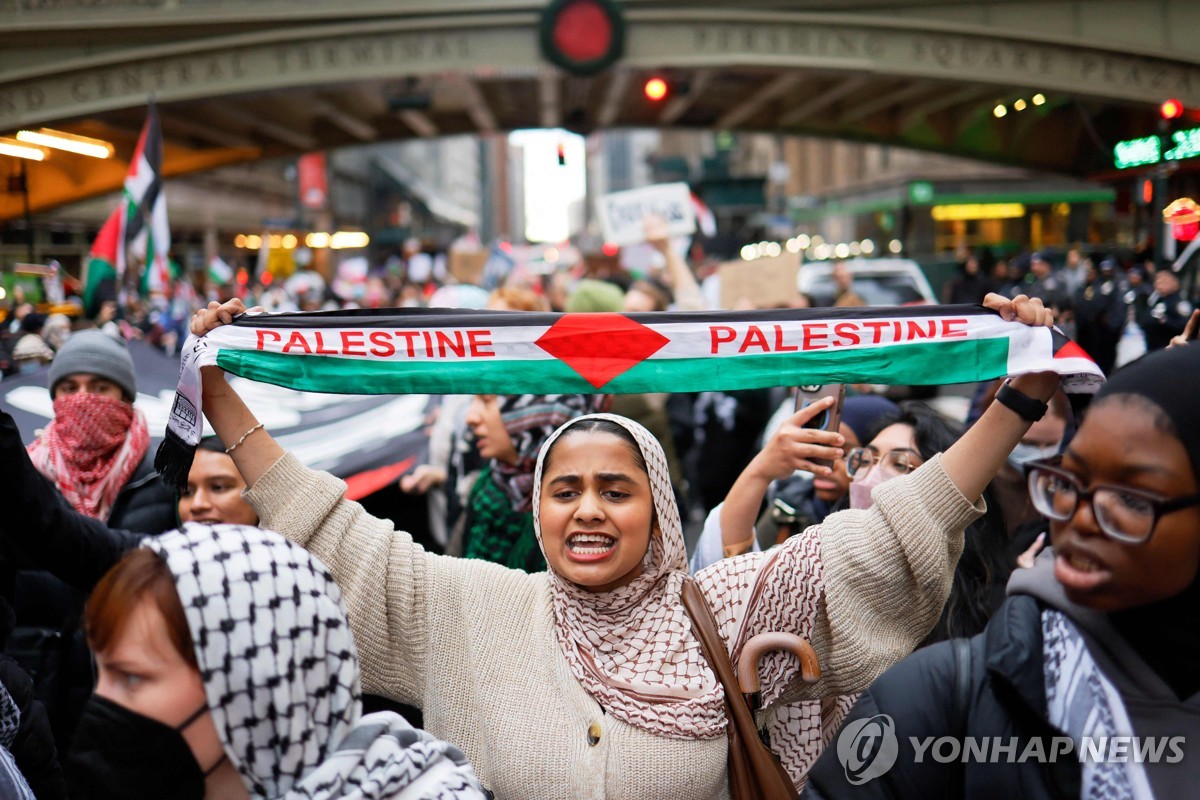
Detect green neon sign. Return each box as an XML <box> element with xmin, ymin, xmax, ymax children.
<box><xmin>1114</xmin><ymin>136</ymin><xmax>1161</xmax><ymax>169</ymax></box>
<box><xmin>1165</xmin><ymin>127</ymin><xmax>1200</xmax><ymax>162</ymax></box>
<box><xmin>1114</xmin><ymin>127</ymin><xmax>1200</xmax><ymax>168</ymax></box>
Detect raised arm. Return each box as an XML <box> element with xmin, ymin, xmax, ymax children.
<box><xmin>0</xmin><ymin>410</ymin><xmax>142</xmax><ymax>591</ymax></box>
<box><xmin>939</xmin><ymin>293</ymin><xmax>1059</xmax><ymax>503</ymax></box>
<box><xmin>645</xmin><ymin>216</ymin><xmax>703</xmax><ymax>311</ymax></box>
<box><xmin>188</xmin><ymin>301</ymin><xmax>522</xmax><ymax>706</ymax></box>
<box><xmin>699</xmin><ymin>293</ymin><xmax>1059</xmax><ymax>701</ymax></box>
<box><xmin>718</xmin><ymin>396</ymin><xmax>842</xmax><ymax>555</ymax></box>
<box><xmin>190</xmin><ymin>300</ymin><xmax>432</xmax><ymax>701</ymax></box>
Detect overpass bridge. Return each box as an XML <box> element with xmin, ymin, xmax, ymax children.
<box><xmin>2</xmin><ymin>0</ymin><xmax>1199</xmax><ymax>219</ymax></box>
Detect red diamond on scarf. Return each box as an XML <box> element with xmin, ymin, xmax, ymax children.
<box><xmin>535</xmin><ymin>313</ymin><xmax>670</xmax><ymax>389</ymax></box>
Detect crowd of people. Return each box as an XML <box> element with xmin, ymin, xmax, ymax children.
<box><xmin>0</xmin><ymin>226</ymin><xmax>1196</xmax><ymax>799</ymax></box>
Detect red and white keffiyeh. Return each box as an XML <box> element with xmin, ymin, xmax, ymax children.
<box><xmin>27</xmin><ymin>393</ymin><xmax>149</xmax><ymax>520</ymax></box>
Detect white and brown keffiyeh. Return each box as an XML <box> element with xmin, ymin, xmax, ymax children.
<box><xmin>533</xmin><ymin>413</ymin><xmax>833</xmax><ymax>747</ymax></box>
<box><xmin>147</xmin><ymin>524</ymin><xmax>485</xmax><ymax>800</ymax></box>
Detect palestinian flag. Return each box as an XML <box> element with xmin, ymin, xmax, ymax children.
<box><xmin>207</xmin><ymin>255</ymin><xmax>234</xmax><ymax>287</ymax></box>
<box><xmin>120</xmin><ymin>102</ymin><xmax>170</xmax><ymax>293</ymax></box>
<box><xmin>82</xmin><ymin>207</ymin><xmax>122</xmax><ymax>318</ymax></box>
<box><xmin>157</xmin><ymin>304</ymin><xmax>1103</xmax><ymax>489</ymax></box>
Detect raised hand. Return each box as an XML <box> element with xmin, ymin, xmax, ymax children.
<box><xmin>745</xmin><ymin>396</ymin><xmax>845</xmax><ymax>483</ymax></box>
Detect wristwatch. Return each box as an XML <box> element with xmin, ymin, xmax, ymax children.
<box><xmin>995</xmin><ymin>380</ymin><xmax>1048</xmax><ymax>422</ymax></box>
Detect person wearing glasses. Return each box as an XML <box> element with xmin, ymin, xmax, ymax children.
<box><xmin>843</xmin><ymin>403</ymin><xmax>1015</xmax><ymax>646</ymax></box>
<box><xmin>715</xmin><ymin>398</ymin><xmax>1014</xmax><ymax>644</ymax></box>
<box><xmin>804</xmin><ymin>343</ymin><xmax>1200</xmax><ymax>800</ymax></box>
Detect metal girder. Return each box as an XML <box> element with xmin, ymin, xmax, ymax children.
<box><xmin>539</xmin><ymin>70</ymin><xmax>561</xmax><ymax>130</ymax></box>
<box><xmin>396</xmin><ymin>109</ymin><xmax>438</xmax><ymax>137</ymax></box>
<box><xmin>597</xmin><ymin>70</ymin><xmax>632</xmax><ymax>129</ymax></box>
<box><xmin>310</xmin><ymin>96</ymin><xmax>377</xmax><ymax>141</ymax></box>
<box><xmin>208</xmin><ymin>105</ymin><xmax>316</xmax><ymax>151</ymax></box>
<box><xmin>659</xmin><ymin>68</ymin><xmax>714</xmax><ymax>125</ymax></box>
<box><xmin>838</xmin><ymin>80</ymin><xmax>937</xmax><ymax>125</ymax></box>
<box><xmin>161</xmin><ymin>114</ymin><xmax>257</xmax><ymax>149</ymax></box>
<box><xmin>457</xmin><ymin>76</ymin><xmax>498</xmax><ymax>134</ymax></box>
<box><xmin>899</xmin><ymin>85</ymin><xmax>999</xmax><ymax>131</ymax></box>
<box><xmin>778</xmin><ymin>75</ymin><xmax>872</xmax><ymax>127</ymax></box>
<box><xmin>716</xmin><ymin>73</ymin><xmax>807</xmax><ymax>130</ymax></box>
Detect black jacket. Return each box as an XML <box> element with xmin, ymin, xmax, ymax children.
<box><xmin>804</xmin><ymin>557</ymin><xmax>1200</xmax><ymax>799</ymax></box>
<box><xmin>0</xmin><ymin>653</ymin><xmax>66</xmax><ymax>800</ymax></box>
<box><xmin>1136</xmin><ymin>290</ymin><xmax>1193</xmax><ymax>352</ymax></box>
<box><xmin>803</xmin><ymin>592</ymin><xmax>1081</xmax><ymax>799</ymax></box>
<box><xmin>0</xmin><ymin>411</ymin><xmax>150</xmax><ymax>755</ymax></box>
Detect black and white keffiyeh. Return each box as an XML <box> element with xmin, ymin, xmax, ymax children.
<box><xmin>1043</xmin><ymin>609</ymin><xmax>1153</xmax><ymax>800</ymax></box>
<box><xmin>0</xmin><ymin>682</ymin><xmax>33</xmax><ymax>800</ymax></box>
<box><xmin>147</xmin><ymin>524</ymin><xmax>485</xmax><ymax>799</ymax></box>
<box><xmin>486</xmin><ymin>394</ymin><xmax>600</xmax><ymax>512</ymax></box>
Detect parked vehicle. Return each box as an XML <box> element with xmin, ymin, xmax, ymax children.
<box><xmin>797</xmin><ymin>258</ymin><xmax>938</xmax><ymax>307</ymax></box>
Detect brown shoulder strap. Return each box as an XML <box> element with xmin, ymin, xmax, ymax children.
<box><xmin>679</xmin><ymin>578</ymin><xmax>759</xmax><ymax>731</ymax></box>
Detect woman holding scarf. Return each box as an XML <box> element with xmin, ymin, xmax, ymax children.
<box><xmin>189</xmin><ymin>293</ymin><xmax>1058</xmax><ymax>798</ymax></box>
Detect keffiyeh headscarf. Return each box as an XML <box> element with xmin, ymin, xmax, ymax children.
<box><xmin>146</xmin><ymin>524</ymin><xmax>484</xmax><ymax>799</ymax></box>
<box><xmin>488</xmin><ymin>394</ymin><xmax>602</xmax><ymax>512</ymax></box>
<box><xmin>531</xmin><ymin>413</ymin><xmax>727</xmax><ymax>739</ymax></box>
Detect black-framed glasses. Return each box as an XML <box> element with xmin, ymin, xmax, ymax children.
<box><xmin>846</xmin><ymin>448</ymin><xmax>917</xmax><ymax>481</ymax></box>
<box><xmin>1024</xmin><ymin>457</ymin><xmax>1200</xmax><ymax>544</ymax></box>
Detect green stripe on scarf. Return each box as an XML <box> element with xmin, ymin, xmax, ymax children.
<box><xmin>216</xmin><ymin>337</ymin><xmax>1011</xmax><ymax>395</ymax></box>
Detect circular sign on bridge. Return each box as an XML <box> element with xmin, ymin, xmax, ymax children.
<box><xmin>539</xmin><ymin>0</ymin><xmax>625</xmax><ymax>76</ymax></box>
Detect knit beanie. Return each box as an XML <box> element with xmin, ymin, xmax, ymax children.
<box><xmin>565</xmin><ymin>279</ymin><xmax>625</xmax><ymax>313</ymax></box>
<box><xmin>1095</xmin><ymin>345</ymin><xmax>1200</xmax><ymax>482</ymax></box>
<box><xmin>840</xmin><ymin>395</ymin><xmax>900</xmax><ymax>445</ymax></box>
<box><xmin>47</xmin><ymin>330</ymin><xmax>137</xmax><ymax>400</ymax></box>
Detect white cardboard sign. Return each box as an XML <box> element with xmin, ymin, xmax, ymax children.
<box><xmin>597</xmin><ymin>182</ymin><xmax>696</xmax><ymax>246</ymax></box>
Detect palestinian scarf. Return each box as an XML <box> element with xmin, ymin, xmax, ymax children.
<box><xmin>489</xmin><ymin>393</ymin><xmax>601</xmax><ymax>512</ymax></box>
<box><xmin>28</xmin><ymin>393</ymin><xmax>149</xmax><ymax>520</ymax></box>
<box><xmin>146</xmin><ymin>524</ymin><xmax>485</xmax><ymax>800</ymax></box>
<box><xmin>462</xmin><ymin>467</ymin><xmax>544</xmax><ymax>572</ymax></box>
<box><xmin>158</xmin><ymin>305</ymin><xmax>1104</xmax><ymax>490</ymax></box>
<box><xmin>0</xmin><ymin>683</ymin><xmax>33</xmax><ymax>800</ymax></box>
<box><xmin>532</xmin><ymin>413</ymin><xmax>727</xmax><ymax>739</ymax></box>
<box><xmin>1043</xmin><ymin>609</ymin><xmax>1153</xmax><ymax>800</ymax></box>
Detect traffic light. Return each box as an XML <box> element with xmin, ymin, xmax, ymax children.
<box><xmin>644</xmin><ymin>77</ymin><xmax>668</xmax><ymax>102</ymax></box>
<box><xmin>1161</xmin><ymin>98</ymin><xmax>1184</xmax><ymax>121</ymax></box>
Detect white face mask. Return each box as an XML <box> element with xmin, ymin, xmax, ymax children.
<box><xmin>1008</xmin><ymin>441</ymin><xmax>1060</xmax><ymax>469</ymax></box>
<box><xmin>848</xmin><ymin>466</ymin><xmax>889</xmax><ymax>510</ymax></box>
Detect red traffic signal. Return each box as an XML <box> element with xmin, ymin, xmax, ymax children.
<box><xmin>1161</xmin><ymin>98</ymin><xmax>1184</xmax><ymax>120</ymax></box>
<box><xmin>644</xmin><ymin>78</ymin><xmax>668</xmax><ymax>102</ymax></box>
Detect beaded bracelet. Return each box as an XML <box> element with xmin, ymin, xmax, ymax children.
<box><xmin>225</xmin><ymin>422</ymin><xmax>265</xmax><ymax>454</ymax></box>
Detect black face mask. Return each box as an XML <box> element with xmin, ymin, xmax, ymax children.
<box><xmin>66</xmin><ymin>695</ymin><xmax>222</xmax><ymax>800</ymax></box>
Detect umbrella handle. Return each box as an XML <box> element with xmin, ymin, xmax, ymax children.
<box><xmin>737</xmin><ymin>632</ymin><xmax>822</xmax><ymax>694</ymax></box>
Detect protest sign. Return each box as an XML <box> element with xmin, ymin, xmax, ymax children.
<box><xmin>597</xmin><ymin>182</ymin><xmax>696</xmax><ymax>247</ymax></box>
<box><xmin>448</xmin><ymin>249</ymin><xmax>489</xmax><ymax>285</ymax></box>
<box><xmin>718</xmin><ymin>252</ymin><xmax>801</xmax><ymax>309</ymax></box>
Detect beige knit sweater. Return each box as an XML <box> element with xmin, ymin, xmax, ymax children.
<box><xmin>245</xmin><ymin>452</ymin><xmax>983</xmax><ymax>799</ymax></box>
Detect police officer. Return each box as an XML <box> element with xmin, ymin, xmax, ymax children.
<box><xmin>1011</xmin><ymin>251</ymin><xmax>1067</xmax><ymax>310</ymax></box>
<box><xmin>1138</xmin><ymin>268</ymin><xmax>1194</xmax><ymax>351</ymax></box>
<box><xmin>1073</xmin><ymin>257</ymin><xmax>1128</xmax><ymax>375</ymax></box>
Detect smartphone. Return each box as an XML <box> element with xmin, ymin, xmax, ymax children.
<box><xmin>795</xmin><ymin>384</ymin><xmax>846</xmax><ymax>469</ymax></box>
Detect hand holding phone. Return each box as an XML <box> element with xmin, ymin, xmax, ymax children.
<box><xmin>795</xmin><ymin>385</ymin><xmax>845</xmax><ymax>468</ymax></box>
<box><xmin>746</xmin><ymin>390</ymin><xmax>846</xmax><ymax>482</ymax></box>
